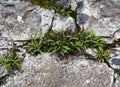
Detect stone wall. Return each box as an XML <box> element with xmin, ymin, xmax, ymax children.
<box><xmin>0</xmin><ymin>0</ymin><xmax>120</xmax><ymax>87</ymax></box>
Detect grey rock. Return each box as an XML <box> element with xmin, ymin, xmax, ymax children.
<box><xmin>39</xmin><ymin>9</ymin><xmax>54</xmax><ymax>34</ymax></box>
<box><xmin>109</xmin><ymin>57</ymin><xmax>120</xmax><ymax>70</ymax></box>
<box><xmin>84</xmin><ymin>16</ymin><xmax>113</xmax><ymax>37</ymax></box>
<box><xmin>113</xmin><ymin>29</ymin><xmax>120</xmax><ymax>39</ymax></box>
<box><xmin>85</xmin><ymin>48</ymin><xmax>97</xmax><ymax>57</ymax></box>
<box><xmin>77</xmin><ymin>13</ymin><xmax>89</xmax><ymax>24</ymax></box>
<box><xmin>0</xmin><ymin>64</ymin><xmax>8</xmax><ymax>77</ymax></box>
<box><xmin>109</xmin><ymin>47</ymin><xmax>120</xmax><ymax>71</ymax></box>
<box><xmin>72</xmin><ymin>0</ymin><xmax>120</xmax><ymax>43</ymax></box>
<box><xmin>55</xmin><ymin>0</ymin><xmax>70</xmax><ymax>9</ymax></box>
<box><xmin>70</xmin><ymin>0</ymin><xmax>78</xmax><ymax>10</ymax></box>
<box><xmin>0</xmin><ymin>0</ymin><xmax>119</xmax><ymax>87</ymax></box>
<box><xmin>2</xmin><ymin>53</ymin><xmax>114</xmax><ymax>87</ymax></box>
<box><xmin>0</xmin><ymin>1</ymin><xmax>54</xmax><ymax>40</ymax></box>
<box><xmin>111</xmin><ymin>0</ymin><xmax>120</xmax><ymax>6</ymax></box>
<box><xmin>52</xmin><ymin>15</ymin><xmax>75</xmax><ymax>32</ymax></box>
<box><xmin>115</xmin><ymin>74</ymin><xmax>120</xmax><ymax>87</ymax></box>
<box><xmin>112</xmin><ymin>58</ymin><xmax>120</xmax><ymax>66</ymax></box>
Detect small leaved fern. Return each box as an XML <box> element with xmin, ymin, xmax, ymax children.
<box><xmin>0</xmin><ymin>49</ymin><xmax>23</xmax><ymax>73</ymax></box>
<box><xmin>27</xmin><ymin>29</ymin><xmax>44</xmax><ymax>58</ymax></box>
<box><xmin>27</xmin><ymin>28</ymin><xmax>110</xmax><ymax>62</ymax></box>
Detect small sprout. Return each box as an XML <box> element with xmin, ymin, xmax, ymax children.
<box><xmin>0</xmin><ymin>49</ymin><xmax>23</xmax><ymax>73</ymax></box>
<box><xmin>27</xmin><ymin>29</ymin><xmax>44</xmax><ymax>58</ymax></box>
<box><xmin>96</xmin><ymin>46</ymin><xmax>110</xmax><ymax>63</ymax></box>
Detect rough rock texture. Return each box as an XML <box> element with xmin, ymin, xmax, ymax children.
<box><xmin>73</xmin><ymin>0</ymin><xmax>120</xmax><ymax>71</ymax></box>
<box><xmin>52</xmin><ymin>15</ymin><xmax>75</xmax><ymax>32</ymax></box>
<box><xmin>115</xmin><ymin>74</ymin><xmax>120</xmax><ymax>87</ymax></box>
<box><xmin>71</xmin><ymin>0</ymin><xmax>120</xmax><ymax>44</ymax></box>
<box><xmin>0</xmin><ymin>0</ymin><xmax>54</xmax><ymax>40</ymax></box>
<box><xmin>0</xmin><ymin>0</ymin><xmax>120</xmax><ymax>87</ymax></box>
<box><xmin>1</xmin><ymin>53</ymin><xmax>114</xmax><ymax>87</ymax></box>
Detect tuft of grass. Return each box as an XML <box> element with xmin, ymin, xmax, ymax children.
<box><xmin>0</xmin><ymin>75</ymin><xmax>8</xmax><ymax>86</ymax></box>
<box><xmin>0</xmin><ymin>49</ymin><xmax>23</xmax><ymax>73</ymax></box>
<box><xmin>45</xmin><ymin>29</ymin><xmax>73</xmax><ymax>56</ymax></box>
<box><xmin>44</xmin><ymin>28</ymin><xmax>109</xmax><ymax>59</ymax></box>
<box><xmin>27</xmin><ymin>29</ymin><xmax>44</xmax><ymax>58</ymax></box>
<box><xmin>26</xmin><ymin>27</ymin><xmax>110</xmax><ymax>62</ymax></box>
<box><xmin>19</xmin><ymin>0</ymin><xmax>56</xmax><ymax>9</ymax></box>
<box><xmin>0</xmin><ymin>78</ymin><xmax>6</xmax><ymax>86</ymax></box>
<box><xmin>96</xmin><ymin>46</ymin><xmax>110</xmax><ymax>63</ymax></box>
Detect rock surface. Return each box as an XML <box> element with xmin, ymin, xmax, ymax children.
<box><xmin>1</xmin><ymin>53</ymin><xmax>114</xmax><ymax>87</ymax></box>
<box><xmin>0</xmin><ymin>0</ymin><xmax>120</xmax><ymax>87</ymax></box>
<box><xmin>115</xmin><ymin>74</ymin><xmax>120</xmax><ymax>87</ymax></box>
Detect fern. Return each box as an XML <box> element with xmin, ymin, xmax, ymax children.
<box><xmin>0</xmin><ymin>49</ymin><xmax>23</xmax><ymax>73</ymax></box>
<box><xmin>27</xmin><ymin>29</ymin><xmax>44</xmax><ymax>58</ymax></box>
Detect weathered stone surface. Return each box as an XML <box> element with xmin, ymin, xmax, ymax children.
<box><xmin>52</xmin><ymin>15</ymin><xmax>75</xmax><ymax>32</ymax></box>
<box><xmin>109</xmin><ymin>47</ymin><xmax>120</xmax><ymax>70</ymax></box>
<box><xmin>1</xmin><ymin>53</ymin><xmax>114</xmax><ymax>87</ymax></box>
<box><xmin>115</xmin><ymin>74</ymin><xmax>120</xmax><ymax>87</ymax></box>
<box><xmin>85</xmin><ymin>48</ymin><xmax>97</xmax><ymax>57</ymax></box>
<box><xmin>73</xmin><ymin>0</ymin><xmax>120</xmax><ymax>43</ymax></box>
<box><xmin>0</xmin><ymin>0</ymin><xmax>54</xmax><ymax>40</ymax></box>
<box><xmin>109</xmin><ymin>57</ymin><xmax>120</xmax><ymax>70</ymax></box>
<box><xmin>0</xmin><ymin>0</ymin><xmax>120</xmax><ymax>87</ymax></box>
<box><xmin>0</xmin><ymin>65</ymin><xmax>8</xmax><ymax>79</ymax></box>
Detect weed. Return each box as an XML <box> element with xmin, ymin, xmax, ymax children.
<box><xmin>0</xmin><ymin>49</ymin><xmax>23</xmax><ymax>73</ymax></box>
<box><xmin>42</xmin><ymin>28</ymin><xmax>110</xmax><ymax>62</ymax></box>
<box><xmin>20</xmin><ymin>0</ymin><xmax>56</xmax><ymax>9</ymax></box>
<box><xmin>96</xmin><ymin>46</ymin><xmax>110</xmax><ymax>63</ymax></box>
<box><xmin>26</xmin><ymin>28</ymin><xmax>110</xmax><ymax>62</ymax></box>
<box><xmin>27</xmin><ymin>29</ymin><xmax>44</xmax><ymax>58</ymax></box>
<box><xmin>45</xmin><ymin>29</ymin><xmax>73</xmax><ymax>56</ymax></box>
<box><xmin>0</xmin><ymin>75</ymin><xmax>8</xmax><ymax>86</ymax></box>
<box><xmin>0</xmin><ymin>78</ymin><xmax>6</xmax><ymax>86</ymax></box>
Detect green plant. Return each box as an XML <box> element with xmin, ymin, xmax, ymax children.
<box><xmin>42</xmin><ymin>28</ymin><xmax>110</xmax><ymax>62</ymax></box>
<box><xmin>45</xmin><ymin>29</ymin><xmax>73</xmax><ymax>56</ymax></box>
<box><xmin>80</xmin><ymin>29</ymin><xmax>105</xmax><ymax>49</ymax></box>
<box><xmin>96</xmin><ymin>46</ymin><xmax>110</xmax><ymax>63</ymax></box>
<box><xmin>0</xmin><ymin>76</ymin><xmax>7</xmax><ymax>86</ymax></box>
<box><xmin>0</xmin><ymin>49</ymin><xmax>23</xmax><ymax>73</ymax></box>
<box><xmin>27</xmin><ymin>29</ymin><xmax>44</xmax><ymax>58</ymax></box>
<box><xmin>20</xmin><ymin>0</ymin><xmax>55</xmax><ymax>9</ymax></box>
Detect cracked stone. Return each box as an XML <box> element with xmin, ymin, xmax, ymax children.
<box><xmin>52</xmin><ymin>15</ymin><xmax>75</xmax><ymax>32</ymax></box>
<box><xmin>1</xmin><ymin>53</ymin><xmax>114</xmax><ymax>87</ymax></box>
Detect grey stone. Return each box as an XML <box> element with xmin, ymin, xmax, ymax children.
<box><xmin>52</xmin><ymin>15</ymin><xmax>75</xmax><ymax>32</ymax></box>
<box><xmin>0</xmin><ymin>65</ymin><xmax>8</xmax><ymax>79</ymax></box>
<box><xmin>111</xmin><ymin>0</ymin><xmax>120</xmax><ymax>6</ymax></box>
<box><xmin>112</xmin><ymin>59</ymin><xmax>120</xmax><ymax>65</ymax></box>
<box><xmin>113</xmin><ymin>29</ymin><xmax>120</xmax><ymax>39</ymax></box>
<box><xmin>85</xmin><ymin>48</ymin><xmax>97</xmax><ymax>57</ymax></box>
<box><xmin>0</xmin><ymin>0</ymin><xmax>119</xmax><ymax>87</ymax></box>
<box><xmin>1</xmin><ymin>53</ymin><xmax>114</xmax><ymax>87</ymax></box>
<box><xmin>109</xmin><ymin>57</ymin><xmax>120</xmax><ymax>70</ymax></box>
<box><xmin>109</xmin><ymin>47</ymin><xmax>120</xmax><ymax>70</ymax></box>
<box><xmin>55</xmin><ymin>0</ymin><xmax>70</xmax><ymax>9</ymax></box>
<box><xmin>115</xmin><ymin>74</ymin><xmax>120</xmax><ymax>87</ymax></box>
<box><xmin>0</xmin><ymin>0</ymin><xmax>54</xmax><ymax>40</ymax></box>
<box><xmin>72</xmin><ymin>0</ymin><xmax>120</xmax><ymax>44</ymax></box>
<box><xmin>77</xmin><ymin>13</ymin><xmax>89</xmax><ymax>24</ymax></box>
